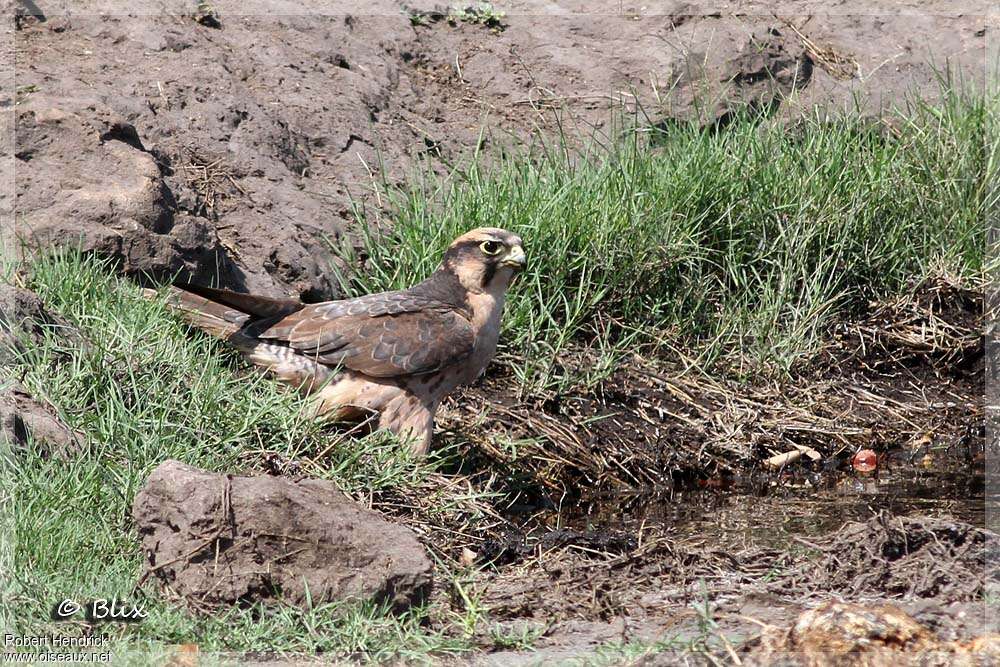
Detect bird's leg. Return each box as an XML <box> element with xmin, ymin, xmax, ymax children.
<box><xmin>378</xmin><ymin>393</ymin><xmax>434</xmax><ymax>456</ymax></box>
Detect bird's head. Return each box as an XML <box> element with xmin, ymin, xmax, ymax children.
<box><xmin>441</xmin><ymin>227</ymin><xmax>526</xmax><ymax>294</ymax></box>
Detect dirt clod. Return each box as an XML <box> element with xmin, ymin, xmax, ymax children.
<box><xmin>15</xmin><ymin>98</ymin><xmax>243</xmax><ymax>291</ymax></box>
<box><xmin>747</xmin><ymin>601</ymin><xmax>1000</xmax><ymax>667</ymax></box>
<box><xmin>0</xmin><ymin>381</ymin><xmax>82</xmax><ymax>458</ymax></box>
<box><xmin>0</xmin><ymin>284</ymin><xmax>88</xmax><ymax>355</ymax></box>
<box><xmin>133</xmin><ymin>460</ymin><xmax>433</xmax><ymax>611</ymax></box>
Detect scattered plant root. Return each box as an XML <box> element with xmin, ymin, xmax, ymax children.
<box><xmin>179</xmin><ymin>150</ymin><xmax>246</xmax><ymax>218</ymax></box>
<box><xmin>477</xmin><ymin>528</ymin><xmax>639</xmax><ymax>566</ymax></box>
<box><xmin>771</xmin><ymin>512</ymin><xmax>999</xmax><ymax>601</ymax></box>
<box><xmin>437</xmin><ymin>276</ymin><xmax>984</xmax><ymax>499</ymax></box>
<box><xmin>363</xmin><ymin>471</ymin><xmax>509</xmax><ymax>560</ymax></box>
<box><xmin>841</xmin><ymin>276</ymin><xmax>983</xmax><ymax>371</ymax></box>
<box><xmin>778</xmin><ymin>17</ymin><xmax>859</xmax><ymax>80</ymax></box>
<box><xmin>473</xmin><ymin>533</ymin><xmax>788</xmax><ymax>623</ymax></box>
<box><xmin>455</xmin><ymin>512</ymin><xmax>997</xmax><ymax>628</ymax></box>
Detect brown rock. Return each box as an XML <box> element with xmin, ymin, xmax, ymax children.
<box><xmin>0</xmin><ymin>381</ymin><xmax>81</xmax><ymax>457</ymax></box>
<box><xmin>15</xmin><ymin>98</ymin><xmax>246</xmax><ymax>291</ymax></box>
<box><xmin>747</xmin><ymin>601</ymin><xmax>1000</xmax><ymax>667</ymax></box>
<box><xmin>0</xmin><ymin>284</ymin><xmax>86</xmax><ymax>353</ymax></box>
<box><xmin>132</xmin><ymin>460</ymin><xmax>433</xmax><ymax>611</ymax></box>
<box><xmin>958</xmin><ymin>634</ymin><xmax>1000</xmax><ymax>657</ymax></box>
<box><xmin>789</xmin><ymin>601</ymin><xmax>934</xmax><ymax>655</ymax></box>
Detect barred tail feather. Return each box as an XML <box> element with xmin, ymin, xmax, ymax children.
<box><xmin>143</xmin><ymin>286</ymin><xmax>334</xmax><ymax>391</ymax></box>
<box><xmin>142</xmin><ymin>286</ymin><xmax>249</xmax><ymax>340</ymax></box>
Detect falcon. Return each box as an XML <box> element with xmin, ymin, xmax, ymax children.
<box><xmin>151</xmin><ymin>228</ymin><xmax>525</xmax><ymax>455</ymax></box>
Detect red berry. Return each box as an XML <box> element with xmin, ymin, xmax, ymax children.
<box><xmin>852</xmin><ymin>449</ymin><xmax>877</xmax><ymax>473</ymax></box>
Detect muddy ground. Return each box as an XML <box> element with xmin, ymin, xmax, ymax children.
<box><xmin>418</xmin><ymin>279</ymin><xmax>993</xmax><ymax>665</ymax></box>
<box><xmin>10</xmin><ymin>1</ymin><xmax>991</xmax><ymax>297</ymax></box>
<box><xmin>8</xmin><ymin>1</ymin><xmax>997</xmax><ymax>664</ymax></box>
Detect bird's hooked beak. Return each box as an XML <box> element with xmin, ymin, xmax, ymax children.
<box><xmin>500</xmin><ymin>244</ymin><xmax>526</xmax><ymax>270</ymax></box>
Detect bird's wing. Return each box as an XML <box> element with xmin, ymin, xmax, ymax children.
<box><xmin>259</xmin><ymin>291</ymin><xmax>475</xmax><ymax>378</ymax></box>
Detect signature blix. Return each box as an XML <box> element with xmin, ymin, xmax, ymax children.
<box><xmin>50</xmin><ymin>598</ymin><xmax>147</xmax><ymax>623</ymax></box>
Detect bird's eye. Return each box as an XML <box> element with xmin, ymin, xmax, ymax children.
<box><xmin>479</xmin><ymin>240</ymin><xmax>504</xmax><ymax>256</ymax></box>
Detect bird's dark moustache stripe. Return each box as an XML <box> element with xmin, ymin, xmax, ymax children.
<box><xmin>481</xmin><ymin>262</ymin><xmax>497</xmax><ymax>288</ymax></box>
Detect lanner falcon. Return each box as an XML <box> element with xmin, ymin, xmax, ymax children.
<box><xmin>152</xmin><ymin>228</ymin><xmax>525</xmax><ymax>455</ymax></box>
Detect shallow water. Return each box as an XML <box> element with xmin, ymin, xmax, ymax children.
<box><xmin>547</xmin><ymin>464</ymin><xmax>989</xmax><ymax>551</ymax></box>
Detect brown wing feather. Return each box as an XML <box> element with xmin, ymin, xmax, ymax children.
<box><xmin>259</xmin><ymin>293</ymin><xmax>474</xmax><ymax>378</ymax></box>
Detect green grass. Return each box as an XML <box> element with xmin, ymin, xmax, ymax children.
<box><xmin>3</xmin><ymin>84</ymin><xmax>995</xmax><ymax>662</ymax></box>
<box><xmin>447</xmin><ymin>3</ymin><xmax>506</xmax><ymax>29</ymax></box>
<box><xmin>337</xmin><ymin>84</ymin><xmax>993</xmax><ymax>393</ymax></box>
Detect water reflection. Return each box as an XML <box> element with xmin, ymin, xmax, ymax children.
<box><xmin>546</xmin><ymin>464</ymin><xmax>988</xmax><ymax>551</ymax></box>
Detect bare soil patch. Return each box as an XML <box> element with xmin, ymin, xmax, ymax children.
<box><xmin>13</xmin><ymin>3</ymin><xmax>989</xmax><ymax>297</ymax></box>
